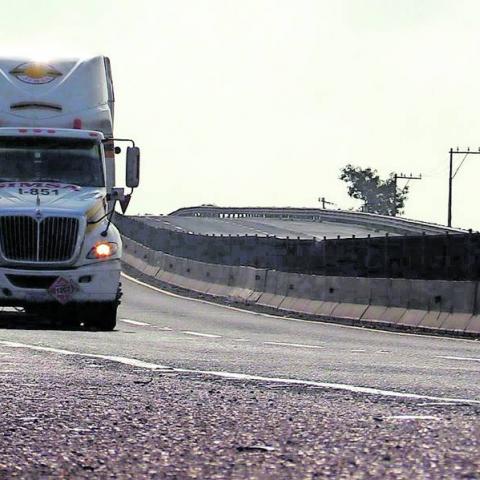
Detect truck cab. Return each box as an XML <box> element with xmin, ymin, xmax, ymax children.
<box><xmin>0</xmin><ymin>56</ymin><xmax>139</xmax><ymax>330</ymax></box>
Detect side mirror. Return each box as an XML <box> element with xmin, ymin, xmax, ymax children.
<box><xmin>126</xmin><ymin>146</ymin><xmax>140</xmax><ymax>188</ymax></box>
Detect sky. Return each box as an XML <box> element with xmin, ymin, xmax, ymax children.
<box><xmin>1</xmin><ymin>0</ymin><xmax>480</xmax><ymax>229</ymax></box>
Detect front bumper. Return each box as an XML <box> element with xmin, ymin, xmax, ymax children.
<box><xmin>0</xmin><ymin>260</ymin><xmax>121</xmax><ymax>306</ymax></box>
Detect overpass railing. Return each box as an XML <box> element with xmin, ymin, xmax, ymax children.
<box><xmin>168</xmin><ymin>206</ymin><xmax>465</xmax><ymax>236</ymax></box>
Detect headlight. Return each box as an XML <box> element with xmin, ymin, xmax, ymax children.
<box><xmin>87</xmin><ymin>242</ymin><xmax>118</xmax><ymax>259</ymax></box>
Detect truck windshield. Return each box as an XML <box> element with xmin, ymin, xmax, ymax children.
<box><xmin>0</xmin><ymin>137</ymin><xmax>105</xmax><ymax>187</ymax></box>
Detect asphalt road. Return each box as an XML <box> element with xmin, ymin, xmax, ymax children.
<box><xmin>140</xmin><ymin>216</ymin><xmax>393</xmax><ymax>239</ymax></box>
<box><xmin>0</xmin><ymin>275</ymin><xmax>479</xmax><ymax>478</ymax></box>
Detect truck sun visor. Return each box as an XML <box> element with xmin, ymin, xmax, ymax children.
<box><xmin>10</xmin><ymin>102</ymin><xmax>63</xmax><ymax>112</ymax></box>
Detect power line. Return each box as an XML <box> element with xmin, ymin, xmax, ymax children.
<box><xmin>392</xmin><ymin>173</ymin><xmax>422</xmax><ymax>216</ymax></box>
<box><xmin>448</xmin><ymin>147</ymin><xmax>480</xmax><ymax>227</ymax></box>
<box><xmin>452</xmin><ymin>152</ymin><xmax>469</xmax><ymax>179</ymax></box>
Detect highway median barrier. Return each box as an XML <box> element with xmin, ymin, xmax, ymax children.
<box><xmin>120</xmin><ymin>235</ymin><xmax>480</xmax><ymax>338</ymax></box>
<box><xmin>257</xmin><ymin>271</ymin><xmax>287</xmax><ymax>309</ymax></box>
<box><xmin>230</xmin><ymin>266</ymin><xmax>265</xmax><ymax>303</ymax></box>
<box><xmin>331</xmin><ymin>303</ymin><xmax>369</xmax><ymax>321</ymax></box>
<box><xmin>115</xmin><ymin>213</ymin><xmax>479</xmax><ymax>283</ymax></box>
<box><xmin>465</xmin><ymin>315</ymin><xmax>480</xmax><ymax>334</ymax></box>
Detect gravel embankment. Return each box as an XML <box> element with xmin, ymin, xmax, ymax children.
<box><xmin>1</xmin><ymin>346</ymin><xmax>479</xmax><ymax>479</ymax></box>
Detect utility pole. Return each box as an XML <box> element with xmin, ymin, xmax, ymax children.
<box><xmin>447</xmin><ymin>147</ymin><xmax>480</xmax><ymax>227</ymax></box>
<box><xmin>392</xmin><ymin>173</ymin><xmax>422</xmax><ymax>216</ymax></box>
<box><xmin>448</xmin><ymin>148</ymin><xmax>453</xmax><ymax>227</ymax></box>
<box><xmin>318</xmin><ymin>197</ymin><xmax>335</xmax><ymax>209</ymax></box>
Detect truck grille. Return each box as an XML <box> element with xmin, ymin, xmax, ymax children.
<box><xmin>0</xmin><ymin>216</ymin><xmax>79</xmax><ymax>262</ymax></box>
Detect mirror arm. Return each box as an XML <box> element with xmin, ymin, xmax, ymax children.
<box><xmin>102</xmin><ymin>137</ymin><xmax>136</xmax><ymax>147</ymax></box>
<box><xmin>88</xmin><ymin>188</ymin><xmax>135</xmax><ymax>231</ymax></box>
<box><xmin>87</xmin><ymin>208</ymin><xmax>113</xmax><ymax>226</ymax></box>
<box><xmin>100</xmin><ymin>205</ymin><xmax>117</xmax><ymax>237</ymax></box>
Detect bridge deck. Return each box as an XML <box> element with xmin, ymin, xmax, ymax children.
<box><xmin>140</xmin><ymin>215</ymin><xmax>394</xmax><ymax>239</ymax></box>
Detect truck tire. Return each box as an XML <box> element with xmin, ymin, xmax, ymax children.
<box><xmin>84</xmin><ymin>302</ymin><xmax>117</xmax><ymax>331</ymax></box>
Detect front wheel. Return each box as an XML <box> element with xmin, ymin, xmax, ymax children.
<box><xmin>83</xmin><ymin>302</ymin><xmax>118</xmax><ymax>331</ymax></box>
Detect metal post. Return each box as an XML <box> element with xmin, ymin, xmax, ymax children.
<box><xmin>393</xmin><ymin>174</ymin><xmax>398</xmax><ymax>217</ymax></box>
<box><xmin>448</xmin><ymin>148</ymin><xmax>453</xmax><ymax>227</ymax></box>
<box><xmin>318</xmin><ymin>196</ymin><xmax>335</xmax><ymax>209</ymax></box>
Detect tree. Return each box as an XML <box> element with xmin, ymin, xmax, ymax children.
<box><xmin>339</xmin><ymin>164</ymin><xmax>409</xmax><ymax>216</ymax></box>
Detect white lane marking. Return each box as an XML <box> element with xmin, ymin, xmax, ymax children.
<box><xmin>351</xmin><ymin>349</ymin><xmax>367</xmax><ymax>353</ymax></box>
<box><xmin>2</xmin><ymin>340</ymin><xmax>479</xmax><ymax>405</ymax></box>
<box><xmin>119</xmin><ymin>318</ymin><xmax>151</xmax><ymax>327</ymax></box>
<box><xmin>181</xmin><ymin>331</ymin><xmax>222</xmax><ymax>338</ymax></box>
<box><xmin>436</xmin><ymin>355</ymin><xmax>480</xmax><ymax>363</ymax></box>
<box><xmin>233</xmin><ymin>338</ymin><xmax>249</xmax><ymax>342</ymax></box>
<box><xmin>1</xmin><ymin>341</ymin><xmax>170</xmax><ymax>370</ymax></box>
<box><xmin>121</xmin><ymin>274</ymin><xmax>476</xmax><ymax>344</ymax></box>
<box><xmin>155</xmin><ymin>326</ymin><xmax>173</xmax><ymax>331</ymax></box>
<box><xmin>386</xmin><ymin>415</ymin><xmax>438</xmax><ymax>420</ymax></box>
<box><xmin>417</xmin><ymin>402</ymin><xmax>463</xmax><ymax>406</ymax></box>
<box><xmin>263</xmin><ymin>341</ymin><xmax>324</xmax><ymax>350</ymax></box>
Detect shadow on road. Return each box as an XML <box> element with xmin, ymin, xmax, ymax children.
<box><xmin>0</xmin><ymin>310</ymin><xmax>83</xmax><ymax>331</ymax></box>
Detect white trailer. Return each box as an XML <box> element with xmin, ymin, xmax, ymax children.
<box><xmin>0</xmin><ymin>56</ymin><xmax>140</xmax><ymax>330</ymax></box>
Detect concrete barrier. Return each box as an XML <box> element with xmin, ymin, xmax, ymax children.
<box><xmin>205</xmin><ymin>264</ymin><xmax>235</xmax><ymax>298</ymax></box>
<box><xmin>396</xmin><ymin>309</ymin><xmax>428</xmax><ymax>328</ymax></box>
<box><xmin>278</xmin><ymin>273</ymin><xmax>323</xmax><ymax>315</ymax></box>
<box><xmin>120</xmin><ymin>235</ymin><xmax>479</xmax><ymax>337</ymax></box>
<box><xmin>228</xmin><ymin>266</ymin><xmax>253</xmax><ymax>302</ymax></box>
<box><xmin>177</xmin><ymin>258</ymin><xmax>211</xmax><ymax>294</ymax></box>
<box><xmin>439</xmin><ymin>313</ymin><xmax>473</xmax><ymax>333</ymax></box>
<box><xmin>368</xmin><ymin>278</ymin><xmax>391</xmax><ymax>306</ymax></box>
<box><xmin>331</xmin><ymin>303</ymin><xmax>369</xmax><ymax>321</ymax></box>
<box><xmin>256</xmin><ymin>271</ymin><xmax>286</xmax><ymax>309</ymax></box>
<box><xmin>164</xmin><ymin>255</ymin><xmax>191</xmax><ymax>291</ymax></box>
<box><xmin>418</xmin><ymin>311</ymin><xmax>449</xmax><ymax>330</ymax></box>
<box><xmin>378</xmin><ymin>307</ymin><xmax>408</xmax><ymax>325</ymax></box>
<box><xmin>360</xmin><ymin>305</ymin><xmax>389</xmax><ymax>324</ymax></box>
<box><xmin>465</xmin><ymin>315</ymin><xmax>480</xmax><ymax>334</ymax></box>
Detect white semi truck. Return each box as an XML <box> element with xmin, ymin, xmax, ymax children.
<box><xmin>0</xmin><ymin>56</ymin><xmax>140</xmax><ymax>330</ymax></box>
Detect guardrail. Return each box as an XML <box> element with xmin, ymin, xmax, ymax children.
<box><xmin>169</xmin><ymin>206</ymin><xmax>466</xmax><ymax>236</ymax></box>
